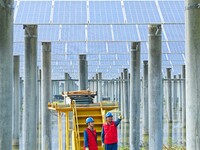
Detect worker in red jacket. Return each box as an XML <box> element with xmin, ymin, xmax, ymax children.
<box><xmin>84</xmin><ymin>117</ymin><xmax>98</xmax><ymax>150</ymax></box>
<box><xmin>101</xmin><ymin>112</ymin><xmax>122</xmax><ymax>150</ymax></box>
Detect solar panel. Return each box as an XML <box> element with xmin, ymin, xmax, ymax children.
<box><xmin>113</xmin><ymin>25</ymin><xmax>139</xmax><ymax>41</ymax></box>
<box><xmin>167</xmin><ymin>54</ymin><xmax>184</xmax><ymax>60</ymax></box>
<box><xmin>88</xmin><ymin>25</ymin><xmax>112</xmax><ymax>41</ymax></box>
<box><xmin>87</xmin><ymin>42</ymin><xmax>107</xmax><ymax>54</ymax></box>
<box><xmin>164</xmin><ymin>24</ymin><xmax>184</xmax><ymax>41</ymax></box>
<box><xmin>168</xmin><ymin>42</ymin><xmax>185</xmax><ymax>53</ymax></box>
<box><xmin>89</xmin><ymin>1</ymin><xmax>124</xmax><ymax>23</ymax></box>
<box><xmin>107</xmin><ymin>42</ymin><xmax>127</xmax><ymax>53</ymax></box>
<box><xmin>53</xmin><ymin>1</ymin><xmax>87</xmax><ymax>23</ymax></box>
<box><xmin>124</xmin><ymin>1</ymin><xmax>161</xmax><ymax>23</ymax></box>
<box><xmin>67</xmin><ymin>42</ymin><xmax>86</xmax><ymax>54</ymax></box>
<box><xmin>158</xmin><ymin>1</ymin><xmax>184</xmax><ymax>22</ymax></box>
<box><xmin>38</xmin><ymin>25</ymin><xmax>59</xmax><ymax>41</ymax></box>
<box><xmin>61</xmin><ymin>25</ymin><xmax>85</xmax><ymax>41</ymax></box>
<box><xmin>14</xmin><ymin>25</ymin><xmax>24</xmax><ymax>42</ymax></box>
<box><xmin>12</xmin><ymin>0</ymin><xmax>186</xmax><ymax>79</ymax></box>
<box><xmin>15</xmin><ymin>1</ymin><xmax>51</xmax><ymax>23</ymax></box>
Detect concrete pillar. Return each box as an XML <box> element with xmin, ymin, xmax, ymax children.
<box><xmin>54</xmin><ymin>81</ymin><xmax>60</xmax><ymax>95</ymax></box>
<box><xmin>37</xmin><ymin>69</ymin><xmax>41</xmax><ymax>150</ymax></box>
<box><xmin>120</xmin><ymin>73</ymin><xmax>124</xmax><ymax>115</ymax></box>
<box><xmin>79</xmin><ymin>54</ymin><xmax>88</xmax><ymax>90</ymax></box>
<box><xmin>64</xmin><ymin>73</ymin><xmax>70</xmax><ymax>92</ymax></box>
<box><xmin>111</xmin><ymin>79</ymin><xmax>114</xmax><ymax>101</ymax></box>
<box><xmin>166</xmin><ymin>68</ymin><xmax>172</xmax><ymax>123</ymax></box>
<box><xmin>128</xmin><ymin>73</ymin><xmax>130</xmax><ymax>111</ymax></box>
<box><xmin>148</xmin><ymin>24</ymin><xmax>163</xmax><ymax>150</ymax></box>
<box><xmin>60</xmin><ymin>83</ymin><xmax>64</xmax><ymax>93</ymax></box>
<box><xmin>182</xmin><ymin>65</ymin><xmax>186</xmax><ymax>128</ymax></box>
<box><xmin>93</xmin><ymin>76</ymin><xmax>97</xmax><ymax>102</ymax></box>
<box><xmin>92</xmin><ymin>77</ymin><xmax>95</xmax><ymax>91</ymax></box>
<box><xmin>118</xmin><ymin>77</ymin><xmax>121</xmax><ymax>108</ymax></box>
<box><xmin>105</xmin><ymin>81</ymin><xmax>108</xmax><ymax>97</ymax></box>
<box><xmin>173</xmin><ymin>75</ymin><xmax>178</xmax><ymax>110</ymax></box>
<box><xmin>178</xmin><ymin>74</ymin><xmax>182</xmax><ymax>111</ymax></box>
<box><xmin>185</xmin><ymin>1</ymin><xmax>200</xmax><ymax>147</ymax></box>
<box><xmin>115</xmin><ymin>78</ymin><xmax>119</xmax><ymax>103</ymax></box>
<box><xmin>12</xmin><ymin>56</ymin><xmax>20</xmax><ymax>146</ymax></box>
<box><xmin>129</xmin><ymin>42</ymin><xmax>141</xmax><ymax>150</ymax></box>
<box><xmin>123</xmin><ymin>68</ymin><xmax>129</xmax><ymax>122</ymax></box>
<box><xmin>19</xmin><ymin>77</ymin><xmax>23</xmax><ymax>136</ymax></box>
<box><xmin>95</xmin><ymin>74</ymin><xmax>99</xmax><ymax>102</ymax></box>
<box><xmin>98</xmin><ymin>72</ymin><xmax>102</xmax><ymax>102</ymax></box>
<box><xmin>23</xmin><ymin>25</ymin><xmax>37</xmax><ymax>150</ymax></box>
<box><xmin>41</xmin><ymin>42</ymin><xmax>51</xmax><ymax>150</ymax></box>
<box><xmin>85</xmin><ymin>60</ymin><xmax>88</xmax><ymax>89</ymax></box>
<box><xmin>0</xmin><ymin>1</ymin><xmax>13</xmax><ymax>149</ymax></box>
<box><xmin>142</xmin><ymin>60</ymin><xmax>148</xmax><ymax>135</ymax></box>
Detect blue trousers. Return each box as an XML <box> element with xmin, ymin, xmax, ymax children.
<box><xmin>105</xmin><ymin>143</ymin><xmax>117</xmax><ymax>150</ymax></box>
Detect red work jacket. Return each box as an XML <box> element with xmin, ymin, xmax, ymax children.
<box><xmin>103</xmin><ymin>121</ymin><xmax>118</xmax><ymax>144</ymax></box>
<box><xmin>84</xmin><ymin>128</ymin><xmax>98</xmax><ymax>150</ymax></box>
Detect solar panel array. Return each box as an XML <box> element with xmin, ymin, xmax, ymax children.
<box><xmin>14</xmin><ymin>0</ymin><xmax>185</xmax><ymax>79</ymax></box>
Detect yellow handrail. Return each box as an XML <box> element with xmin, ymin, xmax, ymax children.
<box><xmin>72</xmin><ymin>100</ymin><xmax>81</xmax><ymax>149</ymax></box>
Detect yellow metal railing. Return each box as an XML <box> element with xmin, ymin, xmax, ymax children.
<box><xmin>72</xmin><ymin>100</ymin><xmax>81</xmax><ymax>149</ymax></box>
<box><xmin>58</xmin><ymin>111</ymin><xmax>62</xmax><ymax>150</ymax></box>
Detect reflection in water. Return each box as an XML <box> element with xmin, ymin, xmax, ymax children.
<box><xmin>119</xmin><ymin>121</ymin><xmax>129</xmax><ymax>148</ymax></box>
<box><xmin>142</xmin><ymin>134</ymin><xmax>149</xmax><ymax>150</ymax></box>
<box><xmin>12</xmin><ymin>145</ymin><xmax>19</xmax><ymax>150</ymax></box>
<box><xmin>167</xmin><ymin>123</ymin><xmax>173</xmax><ymax>147</ymax></box>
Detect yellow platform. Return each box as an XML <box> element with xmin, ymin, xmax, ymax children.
<box><xmin>48</xmin><ymin>92</ymin><xmax>118</xmax><ymax>150</ymax></box>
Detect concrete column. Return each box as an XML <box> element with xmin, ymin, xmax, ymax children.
<box><xmin>148</xmin><ymin>24</ymin><xmax>163</xmax><ymax>150</ymax></box>
<box><xmin>0</xmin><ymin>1</ymin><xmax>13</xmax><ymax>149</ymax></box>
<box><xmin>98</xmin><ymin>72</ymin><xmax>102</xmax><ymax>102</ymax></box>
<box><xmin>41</xmin><ymin>42</ymin><xmax>51</xmax><ymax>150</ymax></box>
<box><xmin>23</xmin><ymin>25</ymin><xmax>37</xmax><ymax>150</ymax></box>
<box><xmin>178</xmin><ymin>74</ymin><xmax>182</xmax><ymax>111</ymax></box>
<box><xmin>123</xmin><ymin>68</ymin><xmax>129</xmax><ymax>122</ymax></box>
<box><xmin>60</xmin><ymin>83</ymin><xmax>64</xmax><ymax>93</ymax></box>
<box><xmin>95</xmin><ymin>74</ymin><xmax>99</xmax><ymax>102</ymax></box>
<box><xmin>120</xmin><ymin>73</ymin><xmax>124</xmax><ymax>115</ymax></box>
<box><xmin>129</xmin><ymin>42</ymin><xmax>141</xmax><ymax>150</ymax></box>
<box><xmin>173</xmin><ymin>75</ymin><xmax>178</xmax><ymax>110</ymax></box>
<box><xmin>111</xmin><ymin>80</ymin><xmax>114</xmax><ymax>101</ymax></box>
<box><xmin>37</xmin><ymin>69</ymin><xmax>41</xmax><ymax>150</ymax></box>
<box><xmin>68</xmin><ymin>76</ymin><xmax>72</xmax><ymax>91</ymax></box>
<box><xmin>185</xmin><ymin>0</ymin><xmax>200</xmax><ymax>147</ymax></box>
<box><xmin>105</xmin><ymin>81</ymin><xmax>108</xmax><ymax>97</ymax></box>
<box><xmin>142</xmin><ymin>60</ymin><xmax>148</xmax><ymax>135</ymax></box>
<box><xmin>79</xmin><ymin>54</ymin><xmax>88</xmax><ymax>90</ymax></box>
<box><xmin>55</xmin><ymin>81</ymin><xmax>60</xmax><ymax>95</ymax></box>
<box><xmin>12</xmin><ymin>56</ymin><xmax>20</xmax><ymax>146</ymax></box>
<box><xmin>19</xmin><ymin>77</ymin><xmax>23</xmax><ymax>136</ymax></box>
<box><xmin>128</xmin><ymin>73</ymin><xmax>130</xmax><ymax>112</ymax></box>
<box><xmin>65</xmin><ymin>73</ymin><xmax>70</xmax><ymax>92</ymax></box>
<box><xmin>116</xmin><ymin>78</ymin><xmax>119</xmax><ymax>103</ymax></box>
<box><xmin>182</xmin><ymin>65</ymin><xmax>186</xmax><ymax>128</ymax></box>
<box><xmin>85</xmin><ymin>60</ymin><xmax>88</xmax><ymax>89</ymax></box>
<box><xmin>118</xmin><ymin>77</ymin><xmax>121</xmax><ymax>108</ymax></box>
<box><xmin>92</xmin><ymin>77</ymin><xmax>95</xmax><ymax>91</ymax></box>
<box><xmin>166</xmin><ymin>68</ymin><xmax>172</xmax><ymax>123</ymax></box>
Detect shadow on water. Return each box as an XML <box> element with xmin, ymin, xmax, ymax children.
<box><xmin>12</xmin><ymin>145</ymin><xmax>19</xmax><ymax>150</ymax></box>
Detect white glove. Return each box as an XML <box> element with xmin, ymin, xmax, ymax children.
<box><xmin>118</xmin><ymin>115</ymin><xmax>123</xmax><ymax>119</ymax></box>
<box><xmin>102</xmin><ymin>143</ymin><xmax>105</xmax><ymax>147</ymax></box>
<box><xmin>85</xmin><ymin>147</ymin><xmax>89</xmax><ymax>150</ymax></box>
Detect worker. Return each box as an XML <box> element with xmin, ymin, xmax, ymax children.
<box><xmin>84</xmin><ymin>117</ymin><xmax>98</xmax><ymax>150</ymax></box>
<box><xmin>101</xmin><ymin>112</ymin><xmax>123</xmax><ymax>150</ymax></box>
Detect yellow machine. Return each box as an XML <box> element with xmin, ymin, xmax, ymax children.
<box><xmin>48</xmin><ymin>90</ymin><xmax>118</xmax><ymax>150</ymax></box>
